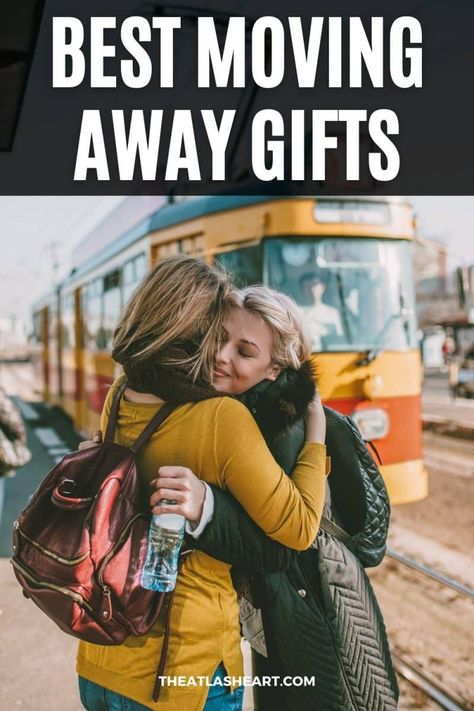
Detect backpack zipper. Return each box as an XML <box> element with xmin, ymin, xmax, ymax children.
<box><xmin>11</xmin><ymin>558</ymin><xmax>94</xmax><ymax>613</ymax></box>
<box><xmin>14</xmin><ymin>521</ymin><xmax>90</xmax><ymax>566</ymax></box>
<box><xmin>97</xmin><ymin>513</ymin><xmax>147</xmax><ymax>586</ymax></box>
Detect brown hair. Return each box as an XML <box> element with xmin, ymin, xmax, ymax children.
<box><xmin>112</xmin><ymin>255</ymin><xmax>232</xmax><ymax>383</ymax></box>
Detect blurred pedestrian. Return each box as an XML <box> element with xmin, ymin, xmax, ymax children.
<box><xmin>0</xmin><ymin>386</ymin><xmax>31</xmax><ymax>525</ymax></box>
<box><xmin>442</xmin><ymin>328</ymin><xmax>456</xmax><ymax>365</ymax></box>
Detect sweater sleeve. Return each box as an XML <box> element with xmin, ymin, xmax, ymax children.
<box><xmin>190</xmin><ymin>484</ymin><xmax>297</xmax><ymax>572</ymax></box>
<box><xmin>214</xmin><ymin>398</ymin><xmax>327</xmax><ymax>550</ymax></box>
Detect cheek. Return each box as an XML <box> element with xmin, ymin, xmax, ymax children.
<box><xmin>237</xmin><ymin>361</ymin><xmax>269</xmax><ymax>386</ymax></box>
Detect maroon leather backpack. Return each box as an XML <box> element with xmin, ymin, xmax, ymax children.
<box><xmin>11</xmin><ymin>382</ymin><xmax>176</xmax><ymax>645</ymax></box>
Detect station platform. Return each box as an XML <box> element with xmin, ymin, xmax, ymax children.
<box><xmin>0</xmin><ymin>405</ymin><xmax>82</xmax><ymax>710</ymax></box>
<box><xmin>0</xmin><ymin>402</ymin><xmax>253</xmax><ymax>711</ymax></box>
<box><xmin>422</xmin><ymin>373</ymin><xmax>474</xmax><ymax>439</ymax></box>
<box><xmin>0</xmin><ymin>365</ymin><xmax>470</xmax><ymax>710</ymax></box>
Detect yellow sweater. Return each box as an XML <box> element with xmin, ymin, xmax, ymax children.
<box><xmin>77</xmin><ymin>377</ymin><xmax>327</xmax><ymax>710</ymax></box>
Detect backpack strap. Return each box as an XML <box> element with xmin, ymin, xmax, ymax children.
<box><xmin>320</xmin><ymin>515</ymin><xmax>352</xmax><ymax>545</ymax></box>
<box><xmin>130</xmin><ymin>401</ymin><xmax>176</xmax><ymax>454</ymax></box>
<box><xmin>104</xmin><ymin>382</ymin><xmax>128</xmax><ymax>443</ymax></box>
<box><xmin>104</xmin><ymin>381</ymin><xmax>177</xmax><ymax>452</ymax></box>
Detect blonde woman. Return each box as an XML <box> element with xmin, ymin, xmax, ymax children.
<box><xmin>76</xmin><ymin>257</ymin><xmax>328</xmax><ymax>711</ymax></box>
<box><xmin>157</xmin><ymin>284</ymin><xmax>398</xmax><ymax>711</ymax></box>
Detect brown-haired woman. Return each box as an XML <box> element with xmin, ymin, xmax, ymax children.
<box><xmin>76</xmin><ymin>256</ymin><xmax>328</xmax><ymax>711</ymax></box>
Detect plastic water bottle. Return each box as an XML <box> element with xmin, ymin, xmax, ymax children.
<box><xmin>141</xmin><ymin>510</ymin><xmax>185</xmax><ymax>592</ymax></box>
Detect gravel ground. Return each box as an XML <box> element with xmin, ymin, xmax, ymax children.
<box><xmin>1</xmin><ymin>366</ymin><xmax>472</xmax><ymax>710</ymax></box>
<box><xmin>369</xmin><ymin>438</ymin><xmax>474</xmax><ymax>710</ymax></box>
<box><xmin>392</xmin><ymin>433</ymin><xmax>474</xmax><ymax>556</ymax></box>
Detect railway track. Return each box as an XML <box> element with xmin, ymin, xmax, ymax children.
<box><xmin>2</xmin><ymin>363</ymin><xmax>473</xmax><ymax>709</ymax></box>
<box><xmin>386</xmin><ymin>549</ymin><xmax>474</xmax><ymax>710</ymax></box>
<box><xmin>0</xmin><ymin>361</ymin><xmax>39</xmax><ymax>401</ymax></box>
<box><xmin>392</xmin><ymin>653</ymin><xmax>472</xmax><ymax>711</ymax></box>
<box><xmin>386</xmin><ymin>549</ymin><xmax>474</xmax><ymax>599</ymax></box>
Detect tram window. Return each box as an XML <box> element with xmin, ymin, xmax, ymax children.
<box><xmin>79</xmin><ymin>289</ymin><xmax>87</xmax><ymax>348</ymax></box>
<box><xmin>49</xmin><ymin>302</ymin><xmax>58</xmax><ymax>341</ymax></box>
<box><xmin>123</xmin><ymin>253</ymin><xmax>147</xmax><ymax>303</ymax></box>
<box><xmin>83</xmin><ymin>282</ymin><xmax>104</xmax><ymax>351</ymax></box>
<box><xmin>215</xmin><ymin>245</ymin><xmax>263</xmax><ymax>287</ymax></box>
<box><xmin>266</xmin><ymin>237</ymin><xmax>418</xmax><ymax>352</ymax></box>
<box><xmin>123</xmin><ymin>260</ymin><xmax>134</xmax><ymax>286</ymax></box>
<box><xmin>135</xmin><ymin>253</ymin><xmax>147</xmax><ymax>281</ymax></box>
<box><xmin>32</xmin><ymin>313</ymin><xmax>42</xmax><ymax>344</ymax></box>
<box><xmin>104</xmin><ymin>269</ymin><xmax>121</xmax><ymax>292</ymax></box>
<box><xmin>61</xmin><ymin>293</ymin><xmax>75</xmax><ymax>348</ymax></box>
<box><xmin>103</xmin><ymin>269</ymin><xmax>122</xmax><ymax>350</ymax></box>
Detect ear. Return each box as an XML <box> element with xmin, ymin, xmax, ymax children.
<box><xmin>266</xmin><ymin>364</ymin><xmax>282</xmax><ymax>382</ymax></box>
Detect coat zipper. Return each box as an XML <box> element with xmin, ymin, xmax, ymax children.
<box><xmin>319</xmin><ymin>598</ymin><xmax>360</xmax><ymax>710</ymax></box>
<box><xmin>14</xmin><ymin>521</ymin><xmax>90</xmax><ymax>566</ymax></box>
<box><xmin>298</xmin><ymin>560</ymin><xmax>361</xmax><ymax>710</ymax></box>
<box><xmin>11</xmin><ymin>559</ymin><xmax>94</xmax><ymax>613</ymax></box>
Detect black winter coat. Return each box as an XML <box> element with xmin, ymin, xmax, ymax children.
<box><xmin>191</xmin><ymin>364</ymin><xmax>398</xmax><ymax>711</ymax></box>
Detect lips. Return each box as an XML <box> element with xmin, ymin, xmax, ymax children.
<box><xmin>213</xmin><ymin>367</ymin><xmax>231</xmax><ymax>378</ymax></box>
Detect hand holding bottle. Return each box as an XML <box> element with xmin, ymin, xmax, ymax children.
<box><xmin>150</xmin><ymin>466</ymin><xmax>207</xmax><ymax>523</ymax></box>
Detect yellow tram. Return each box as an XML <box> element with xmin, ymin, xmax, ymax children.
<box><xmin>31</xmin><ymin>195</ymin><xmax>427</xmax><ymax>504</ymax></box>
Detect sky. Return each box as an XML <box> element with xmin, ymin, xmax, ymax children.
<box><xmin>0</xmin><ymin>195</ymin><xmax>473</xmax><ymax>323</ymax></box>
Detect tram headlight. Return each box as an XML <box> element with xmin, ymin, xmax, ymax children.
<box><xmin>351</xmin><ymin>408</ymin><xmax>389</xmax><ymax>441</ymax></box>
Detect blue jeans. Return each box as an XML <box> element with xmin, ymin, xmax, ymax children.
<box><xmin>203</xmin><ymin>664</ymin><xmax>244</xmax><ymax>711</ymax></box>
<box><xmin>78</xmin><ymin>664</ymin><xmax>243</xmax><ymax>711</ymax></box>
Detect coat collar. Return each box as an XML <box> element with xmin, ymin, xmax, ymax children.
<box><xmin>239</xmin><ymin>361</ymin><xmax>316</xmax><ymax>440</ymax></box>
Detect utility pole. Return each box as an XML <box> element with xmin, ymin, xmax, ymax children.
<box><xmin>47</xmin><ymin>240</ymin><xmax>59</xmax><ymax>288</ymax></box>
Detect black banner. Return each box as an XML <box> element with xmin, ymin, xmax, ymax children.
<box><xmin>1</xmin><ymin>0</ymin><xmax>473</xmax><ymax>195</ymax></box>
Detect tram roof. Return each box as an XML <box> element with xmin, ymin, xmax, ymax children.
<box><xmin>149</xmin><ymin>194</ymin><xmax>410</xmax><ymax>233</ymax></box>
<box><xmin>52</xmin><ymin>194</ymin><xmax>412</xmax><ymax>294</ymax></box>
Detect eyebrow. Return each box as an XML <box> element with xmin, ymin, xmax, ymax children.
<box><xmin>240</xmin><ymin>338</ymin><xmax>261</xmax><ymax>352</ymax></box>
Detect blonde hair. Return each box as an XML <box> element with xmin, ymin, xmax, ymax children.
<box><xmin>113</xmin><ymin>255</ymin><xmax>232</xmax><ymax>382</ymax></box>
<box><xmin>232</xmin><ymin>285</ymin><xmax>311</xmax><ymax>369</ymax></box>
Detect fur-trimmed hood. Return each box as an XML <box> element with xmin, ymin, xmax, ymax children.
<box><xmin>239</xmin><ymin>360</ymin><xmax>316</xmax><ymax>441</ymax></box>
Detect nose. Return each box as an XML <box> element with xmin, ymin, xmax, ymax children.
<box><xmin>216</xmin><ymin>341</ymin><xmax>231</xmax><ymax>364</ymax></box>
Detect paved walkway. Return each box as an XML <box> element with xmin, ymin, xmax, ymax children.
<box><xmin>422</xmin><ymin>391</ymin><xmax>474</xmax><ymax>438</ymax></box>
<box><xmin>0</xmin><ymin>368</ymin><xmax>469</xmax><ymax>710</ymax></box>
<box><xmin>0</xmin><ymin>558</ymin><xmax>80</xmax><ymax>710</ymax></box>
<box><xmin>0</xmin><ymin>409</ymin><xmax>253</xmax><ymax>711</ymax></box>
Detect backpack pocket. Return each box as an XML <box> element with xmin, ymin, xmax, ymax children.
<box><xmin>96</xmin><ymin>513</ymin><xmax>165</xmax><ymax>636</ymax></box>
<box><xmin>11</xmin><ymin>558</ymin><xmax>129</xmax><ymax>645</ymax></box>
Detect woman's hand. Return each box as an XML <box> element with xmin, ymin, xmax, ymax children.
<box><xmin>305</xmin><ymin>392</ymin><xmax>326</xmax><ymax>444</ymax></box>
<box><xmin>78</xmin><ymin>430</ymin><xmax>102</xmax><ymax>450</ymax></box>
<box><xmin>150</xmin><ymin>466</ymin><xmax>207</xmax><ymax>523</ymax></box>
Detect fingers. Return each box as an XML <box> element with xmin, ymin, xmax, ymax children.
<box><xmin>150</xmin><ymin>489</ymin><xmax>184</xmax><ymax>507</ymax></box>
<box><xmin>78</xmin><ymin>440</ymin><xmax>97</xmax><ymax>450</ymax></box>
<box><xmin>78</xmin><ymin>429</ymin><xmax>103</xmax><ymax>451</ymax></box>
<box><xmin>148</xmin><ymin>466</ymin><xmax>204</xmax><ymax>521</ymax></box>
<box><xmin>152</xmin><ymin>501</ymin><xmax>186</xmax><ymax>516</ymax></box>
<box><xmin>150</xmin><ymin>466</ymin><xmax>195</xmax><ymax>489</ymax></box>
<box><xmin>151</xmin><ymin>477</ymin><xmax>187</xmax><ymax>491</ymax></box>
<box><xmin>155</xmin><ymin>466</ymin><xmax>192</xmax><ymax>479</ymax></box>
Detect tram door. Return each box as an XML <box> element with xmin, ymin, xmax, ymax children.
<box><xmin>47</xmin><ymin>295</ymin><xmax>62</xmax><ymax>407</ymax></box>
<box><xmin>31</xmin><ymin>306</ymin><xmax>50</xmax><ymax>402</ymax></box>
<box><xmin>74</xmin><ymin>288</ymin><xmax>86</xmax><ymax>431</ymax></box>
<box><xmin>59</xmin><ymin>288</ymin><xmax>84</xmax><ymax>428</ymax></box>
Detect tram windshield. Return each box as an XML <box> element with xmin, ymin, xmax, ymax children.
<box><xmin>265</xmin><ymin>237</ymin><xmax>418</xmax><ymax>353</ymax></box>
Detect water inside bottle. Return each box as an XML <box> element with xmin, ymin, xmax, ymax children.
<box><xmin>141</xmin><ymin>514</ymin><xmax>185</xmax><ymax>593</ymax></box>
